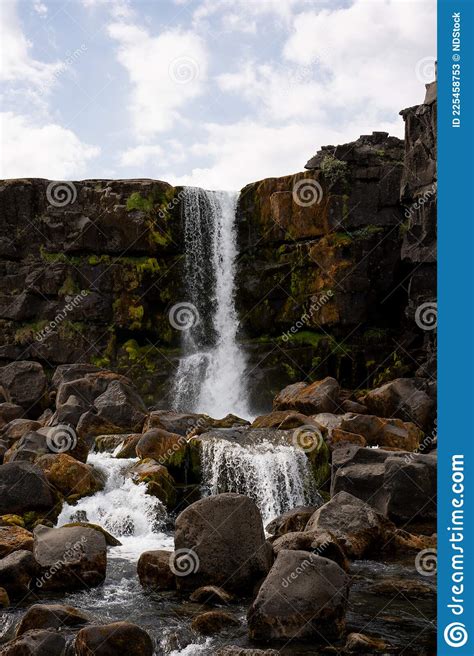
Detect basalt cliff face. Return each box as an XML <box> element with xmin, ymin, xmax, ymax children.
<box><xmin>0</xmin><ymin>86</ymin><xmax>436</xmax><ymax>409</ymax></box>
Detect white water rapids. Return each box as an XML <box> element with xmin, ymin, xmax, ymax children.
<box><xmin>172</xmin><ymin>188</ymin><xmax>250</xmax><ymax>418</ymax></box>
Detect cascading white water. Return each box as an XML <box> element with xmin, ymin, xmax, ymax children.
<box><xmin>172</xmin><ymin>188</ymin><xmax>250</xmax><ymax>418</ymax></box>
<box><xmin>200</xmin><ymin>438</ymin><xmax>323</xmax><ymax>524</ymax></box>
<box><xmin>57</xmin><ymin>452</ymin><xmax>173</xmax><ymax>559</ymax></box>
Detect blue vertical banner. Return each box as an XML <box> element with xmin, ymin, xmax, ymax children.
<box><xmin>438</xmin><ymin>1</ymin><xmax>474</xmax><ymax>654</ymax></box>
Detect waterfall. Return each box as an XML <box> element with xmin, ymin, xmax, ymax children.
<box><xmin>172</xmin><ymin>188</ymin><xmax>250</xmax><ymax>418</ymax></box>
<box><xmin>57</xmin><ymin>453</ymin><xmax>173</xmax><ymax>559</ymax></box>
<box><xmin>200</xmin><ymin>438</ymin><xmax>323</xmax><ymax>524</ymax></box>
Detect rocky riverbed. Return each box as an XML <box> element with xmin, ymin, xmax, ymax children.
<box><xmin>0</xmin><ymin>361</ymin><xmax>436</xmax><ymax>655</ymax></box>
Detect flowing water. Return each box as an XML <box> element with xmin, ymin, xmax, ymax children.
<box><xmin>172</xmin><ymin>188</ymin><xmax>250</xmax><ymax>419</ymax></box>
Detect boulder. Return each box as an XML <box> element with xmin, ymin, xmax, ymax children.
<box><xmin>216</xmin><ymin>650</ymin><xmax>279</xmax><ymax>656</ymax></box>
<box><xmin>331</xmin><ymin>445</ymin><xmax>437</xmax><ymax>524</ymax></box>
<box><xmin>305</xmin><ymin>491</ymin><xmax>396</xmax><ymax>558</ymax></box>
<box><xmin>344</xmin><ymin>633</ymin><xmax>388</xmax><ymax>653</ymax></box>
<box><xmin>74</xmin><ymin>621</ymin><xmax>153</xmax><ymax>656</ymax></box>
<box><xmin>362</xmin><ymin>378</ymin><xmax>435</xmax><ymax>432</ymax></box>
<box><xmin>0</xmin><ymin>462</ymin><xmax>55</xmax><ymax>515</ymax></box>
<box><xmin>143</xmin><ymin>410</ymin><xmax>208</xmax><ymax>435</ymax></box>
<box><xmin>273</xmin><ymin>378</ymin><xmax>340</xmax><ymax>415</ymax></box>
<box><xmin>189</xmin><ymin>585</ymin><xmax>235</xmax><ymax>605</ymax></box>
<box><xmin>266</xmin><ymin>506</ymin><xmax>318</xmax><ymax>537</ymax></box>
<box><xmin>135</xmin><ymin>428</ymin><xmax>199</xmax><ymax>483</ymax></box>
<box><xmin>61</xmin><ymin>522</ymin><xmax>121</xmax><ymax>546</ymax></box>
<box><xmin>130</xmin><ymin>459</ymin><xmax>177</xmax><ymax>510</ymax></box>
<box><xmin>0</xmin><ymin>361</ymin><xmax>48</xmax><ymax>416</ymax></box>
<box><xmin>93</xmin><ymin>379</ymin><xmax>147</xmax><ymax>432</ymax></box>
<box><xmin>16</xmin><ymin>603</ymin><xmax>91</xmax><ymax>635</ymax></box>
<box><xmin>33</xmin><ymin>525</ymin><xmax>107</xmax><ymax>591</ymax></box>
<box><xmin>248</xmin><ymin>550</ymin><xmax>349</xmax><ymax>641</ymax></box>
<box><xmin>51</xmin><ymin>364</ymin><xmax>101</xmax><ymax>389</ymax></box>
<box><xmin>251</xmin><ymin>411</ymin><xmax>316</xmax><ymax>429</ymax></box>
<box><xmin>174</xmin><ymin>493</ymin><xmax>272</xmax><ymax>593</ymax></box>
<box><xmin>137</xmin><ymin>550</ymin><xmax>175</xmax><ymax>590</ymax></box>
<box><xmin>35</xmin><ymin>453</ymin><xmax>105</xmax><ymax>500</ymax></box>
<box><xmin>113</xmin><ymin>433</ymin><xmax>142</xmax><ymax>458</ymax></box>
<box><xmin>0</xmin><ymin>629</ymin><xmax>66</xmax><ymax>655</ymax></box>
<box><xmin>37</xmin><ymin>426</ymin><xmax>89</xmax><ymax>463</ymax></box>
<box><xmin>339</xmin><ymin>413</ymin><xmax>422</xmax><ymax>451</ymax></box>
<box><xmin>0</xmin><ymin>403</ymin><xmax>24</xmax><ymax>427</ymax></box>
<box><xmin>271</xmin><ymin>529</ymin><xmax>349</xmax><ymax>571</ymax></box>
<box><xmin>0</xmin><ymin>419</ymin><xmax>43</xmax><ymax>446</ymax></box>
<box><xmin>329</xmin><ymin>428</ymin><xmax>367</xmax><ymax>448</ymax></box>
<box><xmin>3</xmin><ymin>431</ymin><xmax>50</xmax><ymax>463</ymax></box>
<box><xmin>0</xmin><ymin>525</ymin><xmax>33</xmax><ymax>557</ymax></box>
<box><xmin>191</xmin><ymin>610</ymin><xmax>240</xmax><ymax>635</ymax></box>
<box><xmin>0</xmin><ymin>586</ymin><xmax>9</xmax><ymax>607</ymax></box>
<box><xmin>0</xmin><ymin>549</ymin><xmax>38</xmax><ymax>597</ymax></box>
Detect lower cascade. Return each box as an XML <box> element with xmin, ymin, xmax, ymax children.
<box><xmin>172</xmin><ymin>188</ymin><xmax>250</xmax><ymax>418</ymax></box>
<box><xmin>57</xmin><ymin>453</ymin><xmax>173</xmax><ymax>558</ymax></box>
<box><xmin>200</xmin><ymin>437</ymin><xmax>323</xmax><ymax>524</ymax></box>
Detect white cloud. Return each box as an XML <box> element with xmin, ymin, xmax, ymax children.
<box><xmin>0</xmin><ymin>112</ymin><xmax>100</xmax><ymax>179</ymax></box>
<box><xmin>33</xmin><ymin>1</ymin><xmax>48</xmax><ymax>17</ymax></box>
<box><xmin>119</xmin><ymin>144</ymin><xmax>163</xmax><ymax>167</ymax></box>
<box><xmin>107</xmin><ymin>22</ymin><xmax>208</xmax><ymax>137</ymax></box>
<box><xmin>0</xmin><ymin>0</ymin><xmax>62</xmax><ymax>88</ymax></box>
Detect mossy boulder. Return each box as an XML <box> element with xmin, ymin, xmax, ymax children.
<box><xmin>129</xmin><ymin>459</ymin><xmax>177</xmax><ymax>510</ymax></box>
<box><xmin>35</xmin><ymin>453</ymin><xmax>105</xmax><ymax>500</ymax></box>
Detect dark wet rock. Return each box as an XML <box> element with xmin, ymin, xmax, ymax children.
<box><xmin>74</xmin><ymin>621</ymin><xmax>153</xmax><ymax>656</ymax></box>
<box><xmin>0</xmin><ymin>361</ymin><xmax>48</xmax><ymax>417</ymax></box>
<box><xmin>0</xmin><ymin>403</ymin><xmax>24</xmax><ymax>428</ymax></box>
<box><xmin>0</xmin><ymin>462</ymin><xmax>55</xmax><ymax>515</ymax></box>
<box><xmin>135</xmin><ymin>428</ymin><xmax>198</xmax><ymax>484</ymax></box>
<box><xmin>0</xmin><ymin>549</ymin><xmax>38</xmax><ymax>597</ymax></box>
<box><xmin>251</xmin><ymin>410</ymin><xmax>318</xmax><ymax>429</ymax></box>
<box><xmin>0</xmin><ymin>629</ymin><xmax>66</xmax><ymax>655</ymax></box>
<box><xmin>271</xmin><ymin>529</ymin><xmax>349</xmax><ymax>571</ymax></box>
<box><xmin>266</xmin><ymin>506</ymin><xmax>319</xmax><ymax>537</ymax></box>
<box><xmin>0</xmin><ymin>585</ymin><xmax>9</xmax><ymax>607</ymax></box>
<box><xmin>362</xmin><ymin>378</ymin><xmax>435</xmax><ymax>432</ymax></box>
<box><xmin>191</xmin><ymin>610</ymin><xmax>240</xmax><ymax>635</ymax></box>
<box><xmin>344</xmin><ymin>632</ymin><xmax>389</xmax><ymax>653</ymax></box>
<box><xmin>340</xmin><ymin>399</ymin><xmax>367</xmax><ymax>414</ymax></box>
<box><xmin>339</xmin><ymin>413</ymin><xmax>423</xmax><ymax>451</ymax></box>
<box><xmin>0</xmin><ymin>419</ymin><xmax>43</xmax><ymax>446</ymax></box>
<box><xmin>15</xmin><ymin>603</ymin><xmax>91</xmax><ymax>636</ymax></box>
<box><xmin>144</xmin><ymin>411</ymin><xmax>209</xmax><ymax>435</ymax></box>
<box><xmin>137</xmin><ymin>549</ymin><xmax>175</xmax><ymax>590</ymax></box>
<box><xmin>61</xmin><ymin>522</ymin><xmax>121</xmax><ymax>546</ymax></box>
<box><xmin>273</xmin><ymin>378</ymin><xmax>340</xmax><ymax>415</ymax></box>
<box><xmin>51</xmin><ymin>363</ymin><xmax>101</xmax><ymax>389</ymax></box>
<box><xmin>174</xmin><ymin>493</ymin><xmax>272</xmax><ymax>593</ymax></box>
<box><xmin>305</xmin><ymin>491</ymin><xmax>396</xmax><ymax>559</ymax></box>
<box><xmin>94</xmin><ymin>433</ymin><xmax>138</xmax><ymax>454</ymax></box>
<box><xmin>248</xmin><ymin>550</ymin><xmax>349</xmax><ymax>641</ymax></box>
<box><xmin>35</xmin><ymin>453</ymin><xmax>105</xmax><ymax>500</ymax></box>
<box><xmin>331</xmin><ymin>445</ymin><xmax>437</xmax><ymax>524</ymax></box>
<box><xmin>33</xmin><ymin>525</ymin><xmax>106</xmax><ymax>591</ymax></box>
<box><xmin>0</xmin><ymin>525</ymin><xmax>33</xmax><ymax>557</ymax></box>
<box><xmin>189</xmin><ymin>585</ymin><xmax>235</xmax><ymax>605</ymax></box>
<box><xmin>93</xmin><ymin>379</ymin><xmax>147</xmax><ymax>432</ymax></box>
<box><xmin>328</xmin><ymin>428</ymin><xmax>367</xmax><ymax>448</ymax></box>
<box><xmin>129</xmin><ymin>458</ymin><xmax>177</xmax><ymax>510</ymax></box>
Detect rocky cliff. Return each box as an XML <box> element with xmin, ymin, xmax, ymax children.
<box><xmin>0</xmin><ymin>86</ymin><xmax>436</xmax><ymax>409</ymax></box>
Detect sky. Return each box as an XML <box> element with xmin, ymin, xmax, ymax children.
<box><xmin>0</xmin><ymin>0</ymin><xmax>436</xmax><ymax>190</ymax></box>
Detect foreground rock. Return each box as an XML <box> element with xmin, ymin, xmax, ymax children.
<box><xmin>129</xmin><ymin>458</ymin><xmax>177</xmax><ymax>509</ymax></box>
<box><xmin>0</xmin><ymin>629</ymin><xmax>66</xmax><ymax>655</ymax></box>
<box><xmin>137</xmin><ymin>550</ymin><xmax>175</xmax><ymax>590</ymax></box>
<box><xmin>217</xmin><ymin>649</ymin><xmax>279</xmax><ymax>656</ymax></box>
<box><xmin>273</xmin><ymin>378</ymin><xmax>340</xmax><ymax>414</ymax></box>
<box><xmin>36</xmin><ymin>453</ymin><xmax>105</xmax><ymax>500</ymax></box>
<box><xmin>191</xmin><ymin>610</ymin><xmax>240</xmax><ymax>635</ymax></box>
<box><xmin>248</xmin><ymin>550</ymin><xmax>349</xmax><ymax>641</ymax></box>
<box><xmin>33</xmin><ymin>525</ymin><xmax>106</xmax><ymax>591</ymax></box>
<box><xmin>266</xmin><ymin>506</ymin><xmax>318</xmax><ymax>537</ymax></box>
<box><xmin>271</xmin><ymin>529</ymin><xmax>349</xmax><ymax>571</ymax></box>
<box><xmin>16</xmin><ymin>603</ymin><xmax>90</xmax><ymax>635</ymax></box>
<box><xmin>305</xmin><ymin>491</ymin><xmax>396</xmax><ymax>558</ymax></box>
<box><xmin>174</xmin><ymin>493</ymin><xmax>271</xmax><ymax>593</ymax></box>
<box><xmin>0</xmin><ymin>462</ymin><xmax>55</xmax><ymax>515</ymax></box>
<box><xmin>331</xmin><ymin>445</ymin><xmax>436</xmax><ymax>524</ymax></box>
<box><xmin>74</xmin><ymin>621</ymin><xmax>153</xmax><ymax>656</ymax></box>
<box><xmin>189</xmin><ymin>585</ymin><xmax>235</xmax><ymax>605</ymax></box>
<box><xmin>0</xmin><ymin>525</ymin><xmax>33</xmax><ymax>557</ymax></box>
<box><xmin>0</xmin><ymin>550</ymin><xmax>38</xmax><ymax>598</ymax></box>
